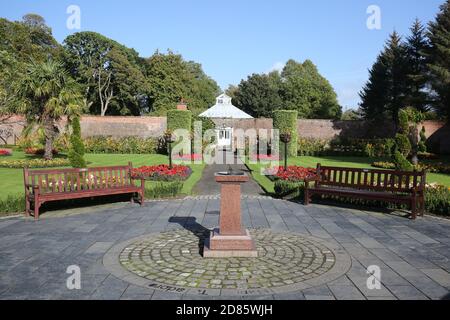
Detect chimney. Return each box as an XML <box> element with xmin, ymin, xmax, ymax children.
<box><xmin>176</xmin><ymin>99</ymin><xmax>188</xmax><ymax>111</ymax></box>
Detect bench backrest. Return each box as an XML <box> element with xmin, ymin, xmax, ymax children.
<box><xmin>315</xmin><ymin>164</ymin><xmax>426</xmax><ymax>193</ymax></box>
<box><xmin>23</xmin><ymin>163</ymin><xmax>135</xmax><ymax>194</ymax></box>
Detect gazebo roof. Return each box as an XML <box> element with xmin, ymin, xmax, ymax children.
<box><xmin>199</xmin><ymin>94</ymin><xmax>253</xmax><ymax>119</ymax></box>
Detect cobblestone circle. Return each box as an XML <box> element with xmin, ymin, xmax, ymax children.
<box><xmin>118</xmin><ymin>229</ymin><xmax>338</xmax><ymax>291</ymax></box>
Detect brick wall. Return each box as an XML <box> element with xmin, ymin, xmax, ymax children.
<box><xmin>1</xmin><ymin>115</ymin><xmax>448</xmax><ymax>154</ymax></box>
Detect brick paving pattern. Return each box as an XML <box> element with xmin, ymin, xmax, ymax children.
<box><xmin>116</xmin><ymin>229</ymin><xmax>340</xmax><ymax>291</ymax></box>
<box><xmin>0</xmin><ymin>198</ymin><xmax>449</xmax><ymax>300</ymax></box>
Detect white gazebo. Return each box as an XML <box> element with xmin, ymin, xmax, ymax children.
<box><xmin>199</xmin><ymin>94</ymin><xmax>253</xmax><ymax>150</ymax></box>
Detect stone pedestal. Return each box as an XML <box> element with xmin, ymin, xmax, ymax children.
<box><xmin>203</xmin><ymin>173</ymin><xmax>258</xmax><ymax>258</ymax></box>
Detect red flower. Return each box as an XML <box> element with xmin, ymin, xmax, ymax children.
<box><xmin>0</xmin><ymin>149</ymin><xmax>12</xmax><ymax>156</ymax></box>
<box><xmin>132</xmin><ymin>164</ymin><xmax>192</xmax><ymax>181</ymax></box>
<box><xmin>265</xmin><ymin>166</ymin><xmax>317</xmax><ymax>182</ymax></box>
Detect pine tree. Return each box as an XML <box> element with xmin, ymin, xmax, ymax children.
<box><xmin>360</xmin><ymin>32</ymin><xmax>409</xmax><ymax>127</ymax></box>
<box><xmin>427</xmin><ymin>0</ymin><xmax>450</xmax><ymax>121</ymax></box>
<box><xmin>405</xmin><ymin>19</ymin><xmax>430</xmax><ymax>113</ymax></box>
<box><xmin>359</xmin><ymin>55</ymin><xmax>390</xmax><ymax>125</ymax></box>
<box><xmin>68</xmin><ymin>116</ymin><xmax>86</xmax><ymax>168</ymax></box>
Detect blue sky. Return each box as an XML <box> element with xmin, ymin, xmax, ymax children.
<box><xmin>0</xmin><ymin>0</ymin><xmax>444</xmax><ymax>110</ymax></box>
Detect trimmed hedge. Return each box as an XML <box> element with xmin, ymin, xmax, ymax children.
<box><xmin>167</xmin><ymin>109</ymin><xmax>192</xmax><ymax>154</ymax></box>
<box><xmin>0</xmin><ymin>158</ymin><xmax>71</xmax><ymax>168</ymax></box>
<box><xmin>167</xmin><ymin>109</ymin><xmax>192</xmax><ymax>133</ymax></box>
<box><xmin>83</xmin><ymin>136</ymin><xmax>158</xmax><ymax>154</ymax></box>
<box><xmin>273</xmin><ymin>110</ymin><xmax>298</xmax><ymax>157</ymax></box>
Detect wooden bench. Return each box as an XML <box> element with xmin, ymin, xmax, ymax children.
<box><xmin>304</xmin><ymin>164</ymin><xmax>426</xmax><ymax>220</ymax></box>
<box><xmin>23</xmin><ymin>162</ymin><xmax>145</xmax><ymax>220</ymax></box>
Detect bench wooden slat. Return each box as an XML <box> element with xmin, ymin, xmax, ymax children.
<box><xmin>304</xmin><ymin>164</ymin><xmax>426</xmax><ymax>220</ymax></box>
<box><xmin>23</xmin><ymin>163</ymin><xmax>145</xmax><ymax>220</ymax></box>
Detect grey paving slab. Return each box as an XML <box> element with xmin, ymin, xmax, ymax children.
<box><xmin>0</xmin><ymin>197</ymin><xmax>448</xmax><ymax>300</ymax></box>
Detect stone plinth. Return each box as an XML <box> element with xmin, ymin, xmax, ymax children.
<box><xmin>203</xmin><ymin>173</ymin><xmax>258</xmax><ymax>258</ymax></box>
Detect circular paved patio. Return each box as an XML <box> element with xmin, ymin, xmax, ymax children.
<box><xmin>0</xmin><ymin>197</ymin><xmax>449</xmax><ymax>300</ymax></box>
<box><xmin>103</xmin><ymin>229</ymin><xmax>350</xmax><ymax>296</ymax></box>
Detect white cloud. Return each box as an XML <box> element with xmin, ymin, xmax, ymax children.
<box><xmin>267</xmin><ymin>61</ymin><xmax>285</xmax><ymax>74</ymax></box>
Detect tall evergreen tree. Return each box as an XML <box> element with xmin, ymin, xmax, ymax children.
<box><xmin>405</xmin><ymin>19</ymin><xmax>430</xmax><ymax>113</ymax></box>
<box><xmin>427</xmin><ymin>0</ymin><xmax>450</xmax><ymax>121</ymax></box>
<box><xmin>360</xmin><ymin>32</ymin><xmax>409</xmax><ymax>127</ymax></box>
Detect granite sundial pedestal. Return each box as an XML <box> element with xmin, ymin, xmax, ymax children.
<box><xmin>203</xmin><ymin>171</ymin><xmax>258</xmax><ymax>258</ymax></box>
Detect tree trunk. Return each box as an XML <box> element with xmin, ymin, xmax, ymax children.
<box><xmin>43</xmin><ymin>116</ymin><xmax>56</xmax><ymax>160</ymax></box>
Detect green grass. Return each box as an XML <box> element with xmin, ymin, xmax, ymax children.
<box><xmin>247</xmin><ymin>155</ymin><xmax>450</xmax><ymax>194</ymax></box>
<box><xmin>0</xmin><ymin>152</ymin><xmax>205</xmax><ymax>200</ymax></box>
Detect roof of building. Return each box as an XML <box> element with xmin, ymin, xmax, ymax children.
<box><xmin>199</xmin><ymin>94</ymin><xmax>253</xmax><ymax>119</ymax></box>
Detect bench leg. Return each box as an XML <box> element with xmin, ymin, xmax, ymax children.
<box><xmin>140</xmin><ymin>191</ymin><xmax>145</xmax><ymax>206</ymax></box>
<box><xmin>25</xmin><ymin>197</ymin><xmax>30</xmax><ymax>218</ymax></box>
<box><xmin>420</xmin><ymin>196</ymin><xmax>425</xmax><ymax>217</ymax></box>
<box><xmin>304</xmin><ymin>189</ymin><xmax>310</xmax><ymax>205</ymax></box>
<box><xmin>130</xmin><ymin>193</ymin><xmax>135</xmax><ymax>204</ymax></box>
<box><xmin>34</xmin><ymin>201</ymin><xmax>40</xmax><ymax>221</ymax></box>
<box><xmin>411</xmin><ymin>198</ymin><xmax>417</xmax><ymax>220</ymax></box>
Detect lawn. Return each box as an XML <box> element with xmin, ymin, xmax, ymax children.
<box><xmin>0</xmin><ymin>152</ymin><xmax>205</xmax><ymax>200</ymax></box>
<box><xmin>247</xmin><ymin>156</ymin><xmax>450</xmax><ymax>194</ymax></box>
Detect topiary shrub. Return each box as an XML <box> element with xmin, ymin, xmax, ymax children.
<box><xmin>419</xmin><ymin>126</ymin><xmax>427</xmax><ymax>153</ymax></box>
<box><xmin>273</xmin><ymin>110</ymin><xmax>298</xmax><ymax>157</ymax></box>
<box><xmin>68</xmin><ymin>116</ymin><xmax>86</xmax><ymax>168</ymax></box>
<box><xmin>167</xmin><ymin>109</ymin><xmax>192</xmax><ymax>156</ymax></box>
<box><xmin>395</xmin><ymin>133</ymin><xmax>412</xmax><ymax>157</ymax></box>
<box><xmin>167</xmin><ymin>110</ymin><xmax>193</xmax><ymax>132</ymax></box>
<box><xmin>393</xmin><ymin>151</ymin><xmax>414</xmax><ymax>171</ymax></box>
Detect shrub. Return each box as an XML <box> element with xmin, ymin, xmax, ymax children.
<box><xmin>372</xmin><ymin>161</ymin><xmax>396</xmax><ymax>170</ymax></box>
<box><xmin>419</xmin><ymin>126</ymin><xmax>427</xmax><ymax>153</ymax></box>
<box><xmin>418</xmin><ymin>152</ymin><xmax>439</xmax><ymax>160</ymax></box>
<box><xmin>167</xmin><ymin>109</ymin><xmax>192</xmax><ymax>156</ymax></box>
<box><xmin>0</xmin><ymin>194</ymin><xmax>25</xmax><ymax>215</ymax></box>
<box><xmin>68</xmin><ymin>116</ymin><xmax>86</xmax><ymax>168</ymax></box>
<box><xmin>273</xmin><ymin>110</ymin><xmax>298</xmax><ymax>157</ymax></box>
<box><xmin>0</xmin><ymin>158</ymin><xmax>71</xmax><ymax>168</ymax></box>
<box><xmin>145</xmin><ymin>182</ymin><xmax>183</xmax><ymax>199</ymax></box>
<box><xmin>393</xmin><ymin>151</ymin><xmax>414</xmax><ymax>171</ymax></box>
<box><xmin>417</xmin><ymin>163</ymin><xmax>450</xmax><ymax>174</ymax></box>
<box><xmin>395</xmin><ymin>133</ymin><xmax>412</xmax><ymax>157</ymax></box>
<box><xmin>83</xmin><ymin>136</ymin><xmax>158</xmax><ymax>154</ymax></box>
<box><xmin>274</xmin><ymin>180</ymin><xmax>302</xmax><ymax>198</ymax></box>
<box><xmin>297</xmin><ymin>138</ymin><xmax>328</xmax><ymax>156</ymax></box>
<box><xmin>425</xmin><ymin>185</ymin><xmax>450</xmax><ymax>216</ymax></box>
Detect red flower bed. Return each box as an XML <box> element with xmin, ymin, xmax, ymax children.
<box><xmin>25</xmin><ymin>147</ymin><xmax>59</xmax><ymax>156</ymax></box>
<box><xmin>265</xmin><ymin>166</ymin><xmax>317</xmax><ymax>182</ymax></box>
<box><xmin>0</xmin><ymin>149</ymin><xmax>12</xmax><ymax>157</ymax></box>
<box><xmin>132</xmin><ymin>164</ymin><xmax>192</xmax><ymax>181</ymax></box>
<box><xmin>173</xmin><ymin>153</ymin><xmax>203</xmax><ymax>161</ymax></box>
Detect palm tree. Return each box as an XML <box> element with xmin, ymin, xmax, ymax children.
<box><xmin>11</xmin><ymin>60</ymin><xmax>83</xmax><ymax>160</ymax></box>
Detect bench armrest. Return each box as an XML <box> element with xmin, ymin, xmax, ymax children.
<box><xmin>412</xmin><ymin>186</ymin><xmax>425</xmax><ymax>193</ymax></box>
<box><xmin>304</xmin><ymin>176</ymin><xmax>321</xmax><ymax>183</ymax></box>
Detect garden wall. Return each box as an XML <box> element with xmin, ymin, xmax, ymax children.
<box><xmin>1</xmin><ymin>115</ymin><xmax>448</xmax><ymax>154</ymax></box>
